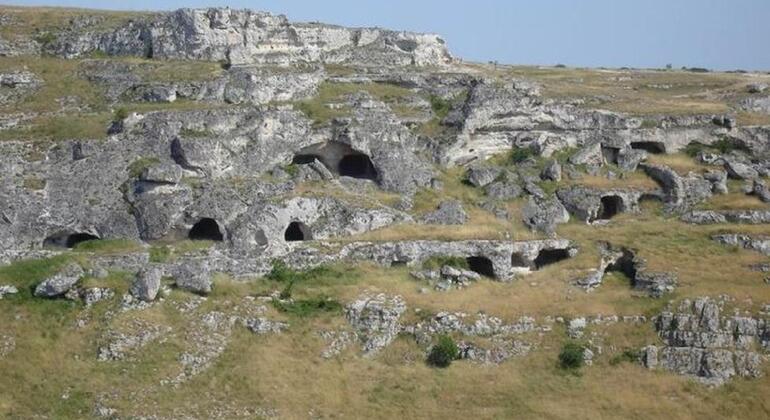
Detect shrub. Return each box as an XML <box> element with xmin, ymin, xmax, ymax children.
<box><xmin>33</xmin><ymin>32</ymin><xmax>56</xmax><ymax>46</ymax></box>
<box><xmin>558</xmin><ymin>342</ymin><xmax>585</xmax><ymax>370</ymax></box>
<box><xmin>429</xmin><ymin>95</ymin><xmax>452</xmax><ymax>119</ymax></box>
<box><xmin>427</xmin><ymin>335</ymin><xmax>459</xmax><ymax>368</ymax></box>
<box><xmin>509</xmin><ymin>147</ymin><xmax>535</xmax><ymax>163</ymax></box>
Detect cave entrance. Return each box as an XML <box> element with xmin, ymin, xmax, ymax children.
<box><xmin>606</xmin><ymin>249</ymin><xmax>638</xmax><ymax>283</ymax></box>
<box><xmin>338</xmin><ymin>154</ymin><xmax>377</xmax><ymax>180</ymax></box>
<box><xmin>189</xmin><ymin>218</ymin><xmax>224</xmax><ymax>241</ymax></box>
<box><xmin>43</xmin><ymin>232</ymin><xmax>101</xmax><ymax>249</ymax></box>
<box><xmin>601</xmin><ymin>146</ymin><xmax>621</xmax><ymax>165</ymax></box>
<box><xmin>466</xmin><ymin>256</ymin><xmax>495</xmax><ymax>278</ymax></box>
<box><xmin>631</xmin><ymin>142</ymin><xmax>666</xmax><ymax>154</ymax></box>
<box><xmin>285</xmin><ymin>221</ymin><xmax>312</xmax><ymax>242</ymax></box>
<box><xmin>511</xmin><ymin>253</ymin><xmax>530</xmax><ymax>268</ymax></box>
<box><xmin>534</xmin><ymin>248</ymin><xmax>571</xmax><ymax>270</ymax></box>
<box><xmin>292</xmin><ymin>154</ymin><xmax>322</xmax><ymax>165</ymax></box>
<box><xmin>598</xmin><ymin>195</ymin><xmax>624</xmax><ymax>220</ymax></box>
<box><xmin>292</xmin><ymin>142</ymin><xmax>378</xmax><ymax>181</ymax></box>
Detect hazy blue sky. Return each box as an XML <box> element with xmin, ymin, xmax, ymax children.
<box><xmin>5</xmin><ymin>0</ymin><xmax>770</xmax><ymax>70</ymax></box>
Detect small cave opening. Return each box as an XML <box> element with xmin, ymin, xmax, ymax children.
<box><xmin>466</xmin><ymin>256</ymin><xmax>496</xmax><ymax>278</ymax></box>
<box><xmin>390</xmin><ymin>260</ymin><xmax>408</xmax><ymax>267</ymax></box>
<box><xmin>284</xmin><ymin>221</ymin><xmax>312</xmax><ymax>242</ymax></box>
<box><xmin>292</xmin><ymin>154</ymin><xmax>323</xmax><ymax>165</ymax></box>
<box><xmin>601</xmin><ymin>146</ymin><xmax>621</xmax><ymax>165</ymax></box>
<box><xmin>605</xmin><ymin>249</ymin><xmax>638</xmax><ymax>283</ymax></box>
<box><xmin>598</xmin><ymin>195</ymin><xmax>624</xmax><ymax>220</ymax></box>
<box><xmin>338</xmin><ymin>154</ymin><xmax>378</xmax><ymax>180</ymax></box>
<box><xmin>511</xmin><ymin>253</ymin><xmax>530</xmax><ymax>268</ymax></box>
<box><xmin>631</xmin><ymin>142</ymin><xmax>666</xmax><ymax>154</ymax></box>
<box><xmin>43</xmin><ymin>232</ymin><xmax>100</xmax><ymax>249</ymax></box>
<box><xmin>189</xmin><ymin>218</ymin><xmax>224</xmax><ymax>241</ymax></box>
<box><xmin>534</xmin><ymin>248</ymin><xmax>571</xmax><ymax>270</ymax></box>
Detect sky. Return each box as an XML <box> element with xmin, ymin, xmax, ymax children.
<box><xmin>5</xmin><ymin>0</ymin><xmax>770</xmax><ymax>71</ymax></box>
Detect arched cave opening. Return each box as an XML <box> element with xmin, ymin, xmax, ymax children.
<box><xmin>284</xmin><ymin>221</ymin><xmax>312</xmax><ymax>242</ymax></box>
<box><xmin>43</xmin><ymin>232</ymin><xmax>101</xmax><ymax>249</ymax></box>
<box><xmin>189</xmin><ymin>218</ymin><xmax>224</xmax><ymax>241</ymax></box>
<box><xmin>466</xmin><ymin>256</ymin><xmax>496</xmax><ymax>278</ymax></box>
<box><xmin>291</xmin><ymin>142</ymin><xmax>378</xmax><ymax>181</ymax></box>
<box><xmin>631</xmin><ymin>142</ymin><xmax>666</xmax><ymax>154</ymax></box>
<box><xmin>534</xmin><ymin>248</ymin><xmax>571</xmax><ymax>270</ymax></box>
<box><xmin>338</xmin><ymin>153</ymin><xmax>378</xmax><ymax>180</ymax></box>
<box><xmin>598</xmin><ymin>195</ymin><xmax>624</xmax><ymax>220</ymax></box>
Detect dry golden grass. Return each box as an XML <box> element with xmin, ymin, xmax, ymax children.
<box><xmin>564</xmin><ymin>171</ymin><xmax>659</xmax><ymax>190</ymax></box>
<box><xmin>0</xmin><ymin>5</ymin><xmax>149</xmax><ymax>39</ymax></box>
<box><xmin>463</xmin><ymin>63</ymin><xmax>770</xmax><ymax>118</ymax></box>
<box><xmin>646</xmin><ymin>153</ymin><xmax>708</xmax><ymax>175</ymax></box>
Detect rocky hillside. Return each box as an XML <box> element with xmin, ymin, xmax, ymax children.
<box><xmin>2</xmin><ymin>5</ymin><xmax>770</xmax><ymax>419</ymax></box>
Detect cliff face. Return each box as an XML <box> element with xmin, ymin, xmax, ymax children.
<box><xmin>25</xmin><ymin>7</ymin><xmax>453</xmax><ymax>66</ymax></box>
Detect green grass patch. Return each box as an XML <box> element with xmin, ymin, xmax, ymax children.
<box><xmin>426</xmin><ymin>334</ymin><xmax>459</xmax><ymax>368</ymax></box>
<box><xmin>73</xmin><ymin>238</ymin><xmax>142</xmax><ymax>254</ymax></box>
<box><xmin>422</xmin><ymin>256</ymin><xmax>469</xmax><ymax>270</ymax></box>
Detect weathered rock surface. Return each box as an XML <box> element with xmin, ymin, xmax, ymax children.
<box><xmin>642</xmin><ymin>297</ymin><xmax>768</xmax><ymax>385</ymax></box>
<box><xmin>42</xmin><ymin>8</ymin><xmax>453</xmax><ymax>67</ymax></box>
<box><xmin>34</xmin><ymin>263</ymin><xmax>85</xmax><ymax>297</ymax></box>
<box><xmin>345</xmin><ymin>293</ymin><xmax>406</xmax><ymax>355</ymax></box>
<box><xmin>521</xmin><ymin>196</ymin><xmax>570</xmax><ymax>234</ymax></box>
<box><xmin>421</xmin><ymin>200</ymin><xmax>468</xmax><ymax>225</ymax></box>
<box><xmin>130</xmin><ymin>267</ymin><xmax>162</xmax><ymax>302</ymax></box>
<box><xmin>0</xmin><ymin>285</ymin><xmax>18</xmax><ymax>299</ymax></box>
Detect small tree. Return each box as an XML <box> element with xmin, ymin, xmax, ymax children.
<box><xmin>427</xmin><ymin>335</ymin><xmax>459</xmax><ymax>368</ymax></box>
<box><xmin>558</xmin><ymin>342</ymin><xmax>585</xmax><ymax>370</ymax></box>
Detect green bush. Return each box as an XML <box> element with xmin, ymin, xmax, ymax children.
<box><xmin>509</xmin><ymin>147</ymin><xmax>535</xmax><ymax>163</ymax></box>
<box><xmin>427</xmin><ymin>335</ymin><xmax>459</xmax><ymax>368</ymax></box>
<box><xmin>558</xmin><ymin>342</ymin><xmax>585</xmax><ymax>370</ymax></box>
<box><xmin>429</xmin><ymin>95</ymin><xmax>452</xmax><ymax>119</ymax></box>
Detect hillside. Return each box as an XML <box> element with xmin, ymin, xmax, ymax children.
<box><xmin>2</xmin><ymin>5</ymin><xmax>770</xmax><ymax>419</ymax></box>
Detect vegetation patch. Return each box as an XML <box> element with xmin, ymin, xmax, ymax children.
<box><xmin>558</xmin><ymin>342</ymin><xmax>586</xmax><ymax>370</ymax></box>
<box><xmin>426</xmin><ymin>334</ymin><xmax>459</xmax><ymax>368</ymax></box>
<box><xmin>422</xmin><ymin>256</ymin><xmax>469</xmax><ymax>270</ymax></box>
<box><xmin>73</xmin><ymin>238</ymin><xmax>142</xmax><ymax>254</ymax></box>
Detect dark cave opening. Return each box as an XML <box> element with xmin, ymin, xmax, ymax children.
<box><xmin>511</xmin><ymin>253</ymin><xmax>530</xmax><ymax>268</ymax></box>
<box><xmin>598</xmin><ymin>195</ymin><xmax>624</xmax><ymax>220</ymax></box>
<box><xmin>630</xmin><ymin>142</ymin><xmax>666</xmax><ymax>154</ymax></box>
<box><xmin>466</xmin><ymin>256</ymin><xmax>496</xmax><ymax>278</ymax></box>
<box><xmin>43</xmin><ymin>232</ymin><xmax>101</xmax><ymax>249</ymax></box>
<box><xmin>606</xmin><ymin>249</ymin><xmax>638</xmax><ymax>283</ymax></box>
<box><xmin>292</xmin><ymin>154</ymin><xmax>323</xmax><ymax>165</ymax></box>
<box><xmin>534</xmin><ymin>248</ymin><xmax>571</xmax><ymax>270</ymax></box>
<box><xmin>284</xmin><ymin>221</ymin><xmax>312</xmax><ymax>242</ymax></box>
<box><xmin>338</xmin><ymin>154</ymin><xmax>378</xmax><ymax>180</ymax></box>
<box><xmin>189</xmin><ymin>218</ymin><xmax>224</xmax><ymax>241</ymax></box>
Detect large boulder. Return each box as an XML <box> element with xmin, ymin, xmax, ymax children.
<box><xmin>34</xmin><ymin>263</ymin><xmax>84</xmax><ymax>297</ymax></box>
<box><xmin>345</xmin><ymin>293</ymin><xmax>406</xmax><ymax>355</ymax></box>
<box><xmin>521</xmin><ymin>197</ymin><xmax>570</xmax><ymax>234</ymax></box>
<box><xmin>130</xmin><ymin>268</ymin><xmax>163</xmax><ymax>302</ymax></box>
<box><xmin>174</xmin><ymin>266</ymin><xmax>214</xmax><ymax>295</ymax></box>
<box><xmin>466</xmin><ymin>163</ymin><xmax>501</xmax><ymax>188</ymax></box>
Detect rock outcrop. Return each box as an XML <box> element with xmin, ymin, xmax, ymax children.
<box><xmin>642</xmin><ymin>297</ymin><xmax>768</xmax><ymax>386</ymax></box>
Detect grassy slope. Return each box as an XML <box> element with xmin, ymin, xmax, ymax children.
<box><xmin>1</xmin><ymin>11</ymin><xmax>770</xmax><ymax>416</ymax></box>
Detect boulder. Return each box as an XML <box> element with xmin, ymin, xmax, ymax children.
<box><xmin>130</xmin><ymin>268</ymin><xmax>162</xmax><ymax>302</ymax></box>
<box><xmin>485</xmin><ymin>181</ymin><xmax>523</xmax><ymax>200</ymax></box>
<box><xmin>174</xmin><ymin>267</ymin><xmax>213</xmax><ymax>295</ymax></box>
<box><xmin>345</xmin><ymin>293</ymin><xmax>406</xmax><ymax>354</ymax></box>
<box><xmin>521</xmin><ymin>197</ymin><xmax>570</xmax><ymax>234</ymax></box>
<box><xmin>422</xmin><ymin>200</ymin><xmax>468</xmax><ymax>225</ymax></box>
<box><xmin>34</xmin><ymin>263</ymin><xmax>84</xmax><ymax>298</ymax></box>
<box><xmin>723</xmin><ymin>158</ymin><xmax>759</xmax><ymax>180</ymax></box>
<box><xmin>466</xmin><ymin>164</ymin><xmax>501</xmax><ymax>188</ymax></box>
<box><xmin>0</xmin><ymin>285</ymin><xmax>18</xmax><ymax>299</ymax></box>
<box><xmin>540</xmin><ymin>160</ymin><xmax>562</xmax><ymax>182</ymax></box>
<box><xmin>569</xmin><ymin>142</ymin><xmax>604</xmax><ymax>167</ymax></box>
